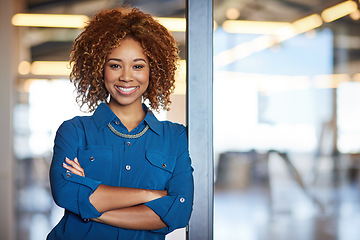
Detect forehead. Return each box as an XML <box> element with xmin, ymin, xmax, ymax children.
<box><xmin>108</xmin><ymin>38</ymin><xmax>146</xmax><ymax>56</ymax></box>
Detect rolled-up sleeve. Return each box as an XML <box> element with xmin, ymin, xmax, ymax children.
<box><xmin>144</xmin><ymin>127</ymin><xmax>194</xmax><ymax>234</ymax></box>
<box><xmin>49</xmin><ymin>120</ymin><xmax>102</xmax><ymax>219</ymax></box>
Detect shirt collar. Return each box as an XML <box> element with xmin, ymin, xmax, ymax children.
<box><xmin>93</xmin><ymin>103</ymin><xmax>162</xmax><ymax>135</ymax></box>
<box><xmin>142</xmin><ymin>104</ymin><xmax>162</xmax><ymax>136</ymax></box>
<box><xmin>93</xmin><ymin>103</ymin><xmax>118</xmax><ymax>131</ymax></box>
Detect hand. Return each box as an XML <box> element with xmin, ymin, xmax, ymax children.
<box><xmin>63</xmin><ymin>157</ymin><xmax>85</xmax><ymax>177</ymax></box>
<box><xmin>159</xmin><ymin>190</ymin><xmax>168</xmax><ymax>198</ymax></box>
<box><xmin>151</xmin><ymin>189</ymin><xmax>167</xmax><ymax>200</ymax></box>
<box><xmin>143</xmin><ymin>189</ymin><xmax>168</xmax><ymax>203</ymax></box>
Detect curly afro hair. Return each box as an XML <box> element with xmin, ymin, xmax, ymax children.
<box><xmin>69</xmin><ymin>7</ymin><xmax>179</xmax><ymax>112</ymax></box>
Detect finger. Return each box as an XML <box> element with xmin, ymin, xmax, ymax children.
<box><xmin>65</xmin><ymin>157</ymin><xmax>84</xmax><ymax>172</ymax></box>
<box><xmin>64</xmin><ymin>158</ymin><xmax>85</xmax><ymax>176</ymax></box>
<box><xmin>73</xmin><ymin>158</ymin><xmax>84</xmax><ymax>174</ymax></box>
<box><xmin>65</xmin><ymin>157</ymin><xmax>80</xmax><ymax>166</ymax></box>
<box><xmin>63</xmin><ymin>162</ymin><xmax>85</xmax><ymax>176</ymax></box>
<box><xmin>62</xmin><ymin>162</ymin><xmax>79</xmax><ymax>173</ymax></box>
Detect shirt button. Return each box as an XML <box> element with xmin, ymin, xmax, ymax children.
<box><xmin>115</xmin><ymin>120</ymin><xmax>120</xmax><ymax>125</ymax></box>
<box><xmin>83</xmin><ymin>218</ymin><xmax>90</xmax><ymax>223</ymax></box>
<box><xmin>89</xmin><ymin>156</ymin><xmax>95</xmax><ymax>161</ymax></box>
<box><xmin>126</xmin><ymin>165</ymin><xmax>131</xmax><ymax>170</ymax></box>
<box><xmin>126</xmin><ymin>142</ymin><xmax>131</xmax><ymax>146</ymax></box>
<box><xmin>162</xmin><ymin>163</ymin><xmax>167</xmax><ymax>168</ymax></box>
<box><xmin>180</xmin><ymin>197</ymin><xmax>185</xmax><ymax>203</ymax></box>
<box><xmin>66</xmin><ymin>173</ymin><xmax>71</xmax><ymax>178</ymax></box>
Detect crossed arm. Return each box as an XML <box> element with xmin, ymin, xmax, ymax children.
<box><xmin>63</xmin><ymin>157</ymin><xmax>167</xmax><ymax>230</ymax></box>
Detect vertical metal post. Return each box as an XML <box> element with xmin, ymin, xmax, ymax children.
<box><xmin>186</xmin><ymin>0</ymin><xmax>213</xmax><ymax>239</ymax></box>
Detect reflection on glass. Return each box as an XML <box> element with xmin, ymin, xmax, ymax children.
<box><xmin>214</xmin><ymin>1</ymin><xmax>360</xmax><ymax>239</ymax></box>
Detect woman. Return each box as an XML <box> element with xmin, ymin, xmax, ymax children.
<box><xmin>47</xmin><ymin>7</ymin><xmax>194</xmax><ymax>240</ymax></box>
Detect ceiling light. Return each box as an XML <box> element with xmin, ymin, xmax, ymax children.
<box><xmin>292</xmin><ymin>14</ymin><xmax>323</xmax><ymax>34</ymax></box>
<box><xmin>222</xmin><ymin>20</ymin><xmax>292</xmax><ymax>34</ymax></box>
<box><xmin>321</xmin><ymin>0</ymin><xmax>358</xmax><ymax>23</ymax></box>
<box><xmin>215</xmin><ymin>15</ymin><xmax>323</xmax><ymax>68</ymax></box>
<box><xmin>30</xmin><ymin>61</ymin><xmax>71</xmax><ymax>76</ymax></box>
<box><xmin>313</xmin><ymin>74</ymin><xmax>351</xmax><ymax>88</ymax></box>
<box><xmin>12</xmin><ymin>13</ymin><xmax>89</xmax><ymax>28</ymax></box>
<box><xmin>214</xmin><ymin>2</ymin><xmax>357</xmax><ymax>68</ymax></box>
<box><xmin>155</xmin><ymin>17</ymin><xmax>186</xmax><ymax>32</ymax></box>
<box><xmin>350</xmin><ymin>9</ymin><xmax>360</xmax><ymax>20</ymax></box>
<box><xmin>12</xmin><ymin>14</ymin><xmax>186</xmax><ymax>32</ymax></box>
<box><xmin>18</xmin><ymin>61</ymin><xmax>31</xmax><ymax>75</ymax></box>
<box><xmin>225</xmin><ymin>8</ymin><xmax>241</xmax><ymax>20</ymax></box>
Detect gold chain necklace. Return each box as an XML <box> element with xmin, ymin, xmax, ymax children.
<box><xmin>107</xmin><ymin>123</ymin><xmax>149</xmax><ymax>139</ymax></box>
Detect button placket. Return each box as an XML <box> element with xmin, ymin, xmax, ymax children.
<box><xmin>124</xmin><ymin>139</ymin><xmax>135</xmax><ymax>173</ymax></box>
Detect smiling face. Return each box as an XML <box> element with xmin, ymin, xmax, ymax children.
<box><xmin>104</xmin><ymin>37</ymin><xmax>150</xmax><ymax>111</ymax></box>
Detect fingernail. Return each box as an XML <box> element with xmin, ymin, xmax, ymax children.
<box><xmin>74</xmin><ymin>157</ymin><xmax>78</xmax><ymax>163</ymax></box>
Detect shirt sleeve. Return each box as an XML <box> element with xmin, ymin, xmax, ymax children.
<box><xmin>144</xmin><ymin>126</ymin><xmax>194</xmax><ymax>234</ymax></box>
<box><xmin>49</xmin><ymin>120</ymin><xmax>102</xmax><ymax>219</ymax></box>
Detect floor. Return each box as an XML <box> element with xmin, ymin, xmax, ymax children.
<box><xmin>214</xmin><ymin>152</ymin><xmax>360</xmax><ymax>240</ymax></box>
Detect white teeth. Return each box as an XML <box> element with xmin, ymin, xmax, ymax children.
<box><xmin>117</xmin><ymin>86</ymin><xmax>137</xmax><ymax>92</ymax></box>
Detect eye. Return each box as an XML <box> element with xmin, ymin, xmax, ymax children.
<box><xmin>110</xmin><ymin>64</ymin><xmax>120</xmax><ymax>69</ymax></box>
<box><xmin>133</xmin><ymin>65</ymin><xmax>144</xmax><ymax>70</ymax></box>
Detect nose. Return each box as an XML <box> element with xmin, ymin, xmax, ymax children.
<box><xmin>120</xmin><ymin>67</ymin><xmax>132</xmax><ymax>82</ymax></box>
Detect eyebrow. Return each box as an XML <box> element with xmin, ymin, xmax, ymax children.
<box><xmin>107</xmin><ymin>58</ymin><xmax>147</xmax><ymax>63</ymax></box>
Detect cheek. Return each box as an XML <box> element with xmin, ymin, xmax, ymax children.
<box><xmin>103</xmin><ymin>70</ymin><xmax>113</xmax><ymax>91</ymax></box>
<box><xmin>145</xmin><ymin>72</ymin><xmax>150</xmax><ymax>84</ymax></box>
<box><xmin>144</xmin><ymin>75</ymin><xmax>150</xmax><ymax>90</ymax></box>
<box><xmin>144</xmin><ymin>71</ymin><xmax>150</xmax><ymax>85</ymax></box>
<box><xmin>104</xmin><ymin>69</ymin><xmax>115</xmax><ymax>83</ymax></box>
<box><xmin>137</xmin><ymin>71</ymin><xmax>150</xmax><ymax>86</ymax></box>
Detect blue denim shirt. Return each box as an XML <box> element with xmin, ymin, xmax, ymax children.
<box><xmin>47</xmin><ymin>103</ymin><xmax>194</xmax><ymax>240</ymax></box>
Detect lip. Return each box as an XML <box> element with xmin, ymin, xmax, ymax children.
<box><xmin>114</xmin><ymin>85</ymin><xmax>139</xmax><ymax>95</ymax></box>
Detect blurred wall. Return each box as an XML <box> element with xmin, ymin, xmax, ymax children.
<box><xmin>0</xmin><ymin>0</ymin><xmax>19</xmax><ymax>239</ymax></box>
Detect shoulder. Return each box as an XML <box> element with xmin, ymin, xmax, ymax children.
<box><xmin>55</xmin><ymin>115</ymin><xmax>96</xmax><ymax>148</ymax></box>
<box><xmin>159</xmin><ymin>120</ymin><xmax>187</xmax><ymax>136</ymax></box>
<box><xmin>157</xmin><ymin>121</ymin><xmax>189</xmax><ymax>151</ymax></box>
<box><xmin>147</xmin><ymin>120</ymin><xmax>189</xmax><ymax>157</ymax></box>
<box><xmin>56</xmin><ymin>115</ymin><xmax>93</xmax><ymax>135</ymax></box>
<box><xmin>146</xmin><ymin>110</ymin><xmax>186</xmax><ymax>136</ymax></box>
<box><xmin>161</xmin><ymin>120</ymin><xmax>185</xmax><ymax>130</ymax></box>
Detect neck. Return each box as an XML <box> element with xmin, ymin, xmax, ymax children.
<box><xmin>107</xmin><ymin>100</ymin><xmax>146</xmax><ymax>132</ymax></box>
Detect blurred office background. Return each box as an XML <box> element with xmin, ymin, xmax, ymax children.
<box><xmin>1</xmin><ymin>0</ymin><xmax>360</xmax><ymax>239</ymax></box>
<box><xmin>213</xmin><ymin>0</ymin><xmax>360</xmax><ymax>240</ymax></box>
